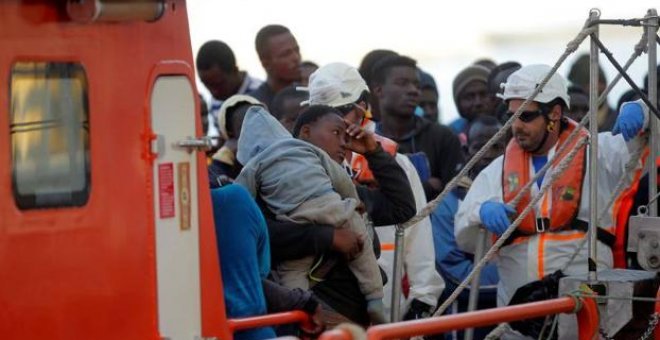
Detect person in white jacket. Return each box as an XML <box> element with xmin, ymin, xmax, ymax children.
<box><xmin>301</xmin><ymin>62</ymin><xmax>444</xmax><ymax>321</ymax></box>
<box><xmin>455</xmin><ymin>64</ymin><xmax>649</xmax><ymax>316</ymax></box>
<box><xmin>375</xmin><ymin>156</ymin><xmax>445</xmax><ymax>321</ymax></box>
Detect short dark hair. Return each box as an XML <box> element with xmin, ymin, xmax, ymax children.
<box><xmin>270</xmin><ymin>85</ymin><xmax>308</xmax><ymax>120</ymax></box>
<box><xmin>196</xmin><ymin>40</ymin><xmax>236</xmax><ymax>73</ymax></box>
<box><xmin>568</xmin><ymin>53</ymin><xmax>606</xmax><ymax>88</ymax></box>
<box><xmin>358</xmin><ymin>49</ymin><xmax>398</xmax><ymax>86</ymax></box>
<box><xmin>487</xmin><ymin>61</ymin><xmax>521</xmax><ymax>96</ymax></box>
<box><xmin>371</xmin><ymin>55</ymin><xmax>417</xmax><ymax>86</ymax></box>
<box><xmin>474</xmin><ymin>58</ymin><xmax>497</xmax><ymax>71</ymax></box>
<box><xmin>255</xmin><ymin>24</ymin><xmax>291</xmax><ymax>59</ymax></box>
<box><xmin>419</xmin><ymin>69</ymin><xmax>438</xmax><ymax>94</ymax></box>
<box><xmin>539</xmin><ymin>98</ymin><xmax>569</xmax><ymax>115</ymax></box>
<box><xmin>292</xmin><ymin>105</ymin><xmax>342</xmax><ymax>138</ymax></box>
<box><xmin>617</xmin><ymin>89</ymin><xmax>641</xmax><ymax>112</ymax></box>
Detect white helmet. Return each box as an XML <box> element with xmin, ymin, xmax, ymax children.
<box><xmin>299</xmin><ymin>62</ymin><xmax>369</xmax><ymax>107</ymax></box>
<box><xmin>498</xmin><ymin>64</ymin><xmax>570</xmax><ymax>109</ymax></box>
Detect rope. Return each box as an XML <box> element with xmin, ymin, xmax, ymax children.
<box><xmin>431</xmin><ymin>23</ymin><xmax>599</xmax><ymax>317</ymax></box>
<box><xmin>543</xmin><ymin>315</ymin><xmax>559</xmax><ymax>340</ymax></box>
<box><xmin>476</xmin><ymin>127</ymin><xmax>645</xmax><ymax>337</ymax></box>
<box><xmin>400</xmin><ymin>24</ymin><xmax>596</xmax><ymax>230</ymax></box>
<box><xmin>555</xmin><ymin>31</ymin><xmax>648</xmax><ymax>270</ymax></box>
<box><xmin>503</xmin><ymin>30</ymin><xmax>647</xmax><ymax>212</ymax></box>
<box><xmin>640</xmin><ymin>190</ymin><xmax>660</xmax><ymax>215</ymax></box>
<box><xmin>430</xmin><ymin>28</ymin><xmax>650</xmax><ymax>317</ymax></box>
<box><xmin>484</xmin><ymin>323</ymin><xmax>510</xmax><ymax>340</ymax></box>
<box><xmin>554</xmin><ymin>32</ymin><xmax>649</xmax><ymax>271</ymax></box>
<box><xmin>433</xmin><ymin>135</ymin><xmax>590</xmax><ymax>317</ymax></box>
<box><xmin>561</xmin><ymin>132</ymin><xmax>648</xmax><ymax>271</ymax></box>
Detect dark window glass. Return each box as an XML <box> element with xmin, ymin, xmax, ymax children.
<box><xmin>10</xmin><ymin>62</ymin><xmax>90</xmax><ymax>209</ymax></box>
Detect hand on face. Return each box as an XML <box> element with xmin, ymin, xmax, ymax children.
<box><xmin>344</xmin><ymin>120</ymin><xmax>378</xmax><ymax>154</ymax></box>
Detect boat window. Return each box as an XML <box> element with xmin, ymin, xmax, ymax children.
<box><xmin>10</xmin><ymin>62</ymin><xmax>90</xmax><ymax>209</ymax></box>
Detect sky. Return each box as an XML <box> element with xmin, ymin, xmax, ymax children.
<box><xmin>187</xmin><ymin>1</ymin><xmax>659</xmax><ymax>123</ymax></box>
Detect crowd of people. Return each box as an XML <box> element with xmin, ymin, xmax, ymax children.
<box><xmin>198</xmin><ymin>24</ymin><xmax>658</xmax><ymax>339</ymax></box>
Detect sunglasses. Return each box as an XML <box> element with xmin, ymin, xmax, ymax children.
<box><xmin>506</xmin><ymin>109</ymin><xmax>544</xmax><ymax>123</ymax></box>
<box><xmin>335</xmin><ymin>102</ymin><xmax>367</xmax><ymax>125</ymax></box>
<box><xmin>335</xmin><ymin>103</ymin><xmax>356</xmax><ymax>115</ymax></box>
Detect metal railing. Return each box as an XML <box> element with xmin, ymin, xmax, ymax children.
<box><xmin>318</xmin><ymin>295</ymin><xmax>599</xmax><ymax>340</ymax></box>
<box><xmin>226</xmin><ymin>310</ymin><xmax>311</xmax><ymax>336</ymax></box>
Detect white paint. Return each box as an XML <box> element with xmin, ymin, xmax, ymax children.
<box><xmin>151</xmin><ymin>76</ymin><xmax>201</xmax><ymax>340</ymax></box>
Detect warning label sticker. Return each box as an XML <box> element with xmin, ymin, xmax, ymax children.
<box><xmin>158</xmin><ymin>163</ymin><xmax>175</xmax><ymax>218</ymax></box>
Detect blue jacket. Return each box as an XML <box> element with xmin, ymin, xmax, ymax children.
<box><xmin>448</xmin><ymin>117</ymin><xmax>468</xmax><ymax>136</ymax></box>
<box><xmin>212</xmin><ymin>185</ymin><xmax>275</xmax><ymax>340</ymax></box>
<box><xmin>431</xmin><ymin>189</ymin><xmax>499</xmax><ymax>292</ymax></box>
<box><xmin>431</xmin><ymin>190</ymin><xmax>499</xmax><ymax>340</ymax></box>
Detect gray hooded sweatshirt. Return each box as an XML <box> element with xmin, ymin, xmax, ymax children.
<box><xmin>234</xmin><ymin>106</ymin><xmax>383</xmax><ymax>300</ymax></box>
<box><xmin>235</xmin><ymin>106</ymin><xmax>359</xmax><ymax>216</ymax></box>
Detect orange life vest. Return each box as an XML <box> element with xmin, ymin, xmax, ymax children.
<box><xmin>350</xmin><ymin>134</ymin><xmax>398</xmax><ymax>184</ymax></box>
<box><xmin>613</xmin><ymin>153</ymin><xmax>657</xmax><ymax>267</ymax></box>
<box><xmin>502</xmin><ymin>119</ymin><xmax>588</xmax><ymax>234</ymax></box>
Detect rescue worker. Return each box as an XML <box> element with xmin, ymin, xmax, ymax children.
<box><xmin>455</xmin><ymin>64</ymin><xmax>649</xmax><ymax>320</ymax></box>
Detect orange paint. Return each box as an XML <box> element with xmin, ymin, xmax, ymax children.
<box><xmin>0</xmin><ymin>1</ymin><xmax>229</xmax><ymax>339</ymax></box>
<box><xmin>363</xmin><ymin>296</ymin><xmax>598</xmax><ymax>340</ymax></box>
<box><xmin>227</xmin><ymin>310</ymin><xmax>311</xmax><ymax>333</ymax></box>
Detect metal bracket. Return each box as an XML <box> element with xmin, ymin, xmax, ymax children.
<box><xmin>627</xmin><ymin>215</ymin><xmax>660</xmax><ymax>271</ymax></box>
<box><xmin>151</xmin><ymin>134</ymin><xmax>165</xmax><ymax>159</ymax></box>
<box><xmin>175</xmin><ymin>136</ymin><xmax>213</xmax><ymax>153</ymax></box>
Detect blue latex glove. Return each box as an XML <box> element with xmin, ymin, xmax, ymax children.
<box><xmin>479</xmin><ymin>201</ymin><xmax>516</xmax><ymax>236</ymax></box>
<box><xmin>612</xmin><ymin>102</ymin><xmax>644</xmax><ymax>141</ymax></box>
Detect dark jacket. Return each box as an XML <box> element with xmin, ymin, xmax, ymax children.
<box><xmin>262</xmin><ymin>278</ymin><xmax>319</xmax><ymax>314</ymax></box>
<box><xmin>354</xmin><ymin>145</ymin><xmax>416</xmax><ymax>226</ymax></box>
<box><xmin>378</xmin><ymin>116</ymin><xmax>465</xmax><ymax>200</ymax></box>
<box><xmin>248</xmin><ymin>82</ymin><xmax>276</xmax><ymax>109</ymax></box>
<box><xmin>208</xmin><ymin>158</ymin><xmax>240</xmax><ymax>189</ymax></box>
<box><xmin>262</xmin><ymin>279</ymin><xmax>320</xmax><ymax>337</ymax></box>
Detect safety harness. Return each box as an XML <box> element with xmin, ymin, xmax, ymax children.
<box><xmin>501</xmin><ymin>118</ymin><xmax>615</xmax><ymax>247</ymax></box>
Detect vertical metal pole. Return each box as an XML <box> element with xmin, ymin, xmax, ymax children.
<box><xmin>588</xmin><ymin>9</ymin><xmax>600</xmax><ymax>282</ymax></box>
<box><xmin>464</xmin><ymin>229</ymin><xmax>487</xmax><ymax>340</ymax></box>
<box><xmin>647</xmin><ymin>9</ymin><xmax>658</xmax><ymax>217</ymax></box>
<box><xmin>390</xmin><ymin>225</ymin><xmax>405</xmax><ymax>322</ymax></box>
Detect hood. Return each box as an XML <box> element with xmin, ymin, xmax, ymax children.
<box><xmin>236</xmin><ymin>106</ymin><xmax>292</xmax><ymax>166</ymax></box>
